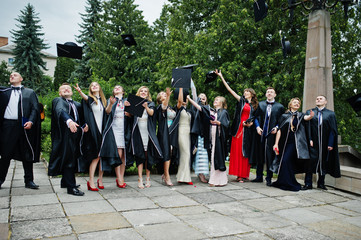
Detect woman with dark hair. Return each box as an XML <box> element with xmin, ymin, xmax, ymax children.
<box><xmin>156</xmin><ymin>88</ymin><xmax>176</xmax><ymax>186</ymax></box>
<box><xmin>272</xmin><ymin>98</ymin><xmax>314</xmax><ymax>191</ymax></box>
<box><xmin>98</xmin><ymin>85</ymin><xmax>131</xmax><ymax>189</ymax></box>
<box><xmin>216</xmin><ymin>69</ymin><xmax>258</xmax><ymax>183</ymax></box>
<box><xmin>131</xmin><ymin>86</ymin><xmax>163</xmax><ymax>189</ymax></box>
<box><xmin>75</xmin><ymin>82</ymin><xmax>107</xmax><ymax>191</ymax></box>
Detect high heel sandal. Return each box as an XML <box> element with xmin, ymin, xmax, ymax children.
<box><xmin>162</xmin><ymin>174</ymin><xmax>173</xmax><ymax>186</ymax></box>
<box><xmin>97</xmin><ymin>179</ymin><xmax>104</xmax><ymax>189</ymax></box>
<box><xmin>198</xmin><ymin>174</ymin><xmax>208</xmax><ymax>183</ymax></box>
<box><xmin>116</xmin><ymin>179</ymin><xmax>126</xmax><ymax>188</ymax></box>
<box><xmin>145</xmin><ymin>177</ymin><xmax>151</xmax><ymax>188</ymax></box>
<box><xmin>87</xmin><ymin>181</ymin><xmax>99</xmax><ymax>191</ymax></box>
<box><xmin>138</xmin><ymin>178</ymin><xmax>144</xmax><ymax>189</ymax></box>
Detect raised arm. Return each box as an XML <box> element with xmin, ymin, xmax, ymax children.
<box><xmin>176</xmin><ymin>88</ymin><xmax>183</xmax><ymax>109</ymax></box>
<box><xmin>215</xmin><ymin>69</ymin><xmax>241</xmax><ymax>102</ymax></box>
<box><xmin>190</xmin><ymin>79</ymin><xmax>197</xmax><ymax>101</ymax></box>
<box><xmin>186</xmin><ymin>95</ymin><xmax>202</xmax><ymax>111</ymax></box>
<box><xmin>304</xmin><ymin>109</ymin><xmax>314</xmax><ymax>121</ymax></box>
<box><xmin>74</xmin><ymin>84</ymin><xmax>89</xmax><ymax>101</ymax></box>
<box><xmin>105</xmin><ymin>97</ymin><xmax>116</xmax><ymax>114</ymax></box>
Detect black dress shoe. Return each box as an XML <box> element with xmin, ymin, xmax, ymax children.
<box><xmin>251</xmin><ymin>178</ymin><xmax>263</xmax><ymax>183</ymax></box>
<box><xmin>61</xmin><ymin>183</ymin><xmax>80</xmax><ymax>188</ymax></box>
<box><xmin>317</xmin><ymin>184</ymin><xmax>328</xmax><ymax>190</ymax></box>
<box><xmin>25</xmin><ymin>181</ymin><xmax>39</xmax><ymax>189</ymax></box>
<box><xmin>266</xmin><ymin>181</ymin><xmax>272</xmax><ymax>187</ymax></box>
<box><xmin>67</xmin><ymin>187</ymin><xmax>84</xmax><ymax>196</ymax></box>
<box><xmin>301</xmin><ymin>185</ymin><xmax>313</xmax><ymax>191</ymax></box>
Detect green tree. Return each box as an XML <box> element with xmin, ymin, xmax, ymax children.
<box><xmin>54</xmin><ymin>57</ymin><xmax>76</xmax><ymax>90</ymax></box>
<box><xmin>70</xmin><ymin>0</ymin><xmax>102</xmax><ymax>88</ymax></box>
<box><xmin>0</xmin><ymin>61</ymin><xmax>11</xmax><ymax>86</ymax></box>
<box><xmin>10</xmin><ymin>3</ymin><xmax>49</xmax><ymax>92</ymax></box>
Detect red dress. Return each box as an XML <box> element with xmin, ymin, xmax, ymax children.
<box><xmin>229</xmin><ymin>103</ymin><xmax>251</xmax><ymax>178</ymax></box>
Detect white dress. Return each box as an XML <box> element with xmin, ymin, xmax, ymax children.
<box><xmin>112</xmin><ymin>101</ymin><xmax>125</xmax><ymax>148</ymax></box>
<box><xmin>91</xmin><ymin>97</ymin><xmax>103</xmax><ymax>134</ymax></box>
<box><xmin>138</xmin><ymin>109</ymin><xmax>149</xmax><ymax>151</ymax></box>
<box><xmin>176</xmin><ymin>109</ymin><xmax>192</xmax><ymax>182</ymax></box>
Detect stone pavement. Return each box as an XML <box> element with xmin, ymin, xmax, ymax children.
<box><xmin>1</xmin><ymin>160</ymin><xmax>361</xmax><ymax>240</ymax></box>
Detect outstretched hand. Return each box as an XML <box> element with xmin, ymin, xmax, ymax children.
<box><xmin>74</xmin><ymin>83</ymin><xmax>82</xmax><ymax>93</ymax></box>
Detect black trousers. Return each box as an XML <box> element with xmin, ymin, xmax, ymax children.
<box><xmin>0</xmin><ymin>120</ymin><xmax>34</xmax><ymax>183</ymax></box>
<box><xmin>256</xmin><ymin>139</ymin><xmax>273</xmax><ymax>182</ymax></box>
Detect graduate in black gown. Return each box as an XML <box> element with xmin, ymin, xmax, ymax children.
<box><xmin>253</xmin><ymin>87</ymin><xmax>285</xmax><ymax>186</ymax></box>
<box><xmin>130</xmin><ymin>86</ymin><xmax>163</xmax><ymax>189</ymax></box>
<box><xmin>0</xmin><ymin>72</ymin><xmax>41</xmax><ymax>190</ymax></box>
<box><xmin>156</xmin><ymin>88</ymin><xmax>176</xmax><ymax>186</ymax></box>
<box><xmin>99</xmin><ymin>85</ymin><xmax>131</xmax><ymax>189</ymax></box>
<box><xmin>74</xmin><ymin>82</ymin><xmax>107</xmax><ymax>191</ymax></box>
<box><xmin>302</xmin><ymin>95</ymin><xmax>340</xmax><ymax>190</ymax></box>
<box><xmin>272</xmin><ymin>98</ymin><xmax>314</xmax><ymax>191</ymax></box>
<box><xmin>49</xmin><ymin>83</ymin><xmax>88</xmax><ymax>196</ymax></box>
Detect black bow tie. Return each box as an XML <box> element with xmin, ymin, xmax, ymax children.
<box><xmin>266</xmin><ymin>101</ymin><xmax>274</xmax><ymax>105</ymax></box>
<box><xmin>12</xmin><ymin>86</ymin><xmax>21</xmax><ymax>91</ymax></box>
<box><xmin>291</xmin><ymin>112</ymin><xmax>298</xmax><ymax>116</ymax></box>
<box><xmin>67</xmin><ymin>99</ymin><xmax>74</xmax><ymax>103</ymax></box>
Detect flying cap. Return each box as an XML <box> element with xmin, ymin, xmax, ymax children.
<box><xmin>56</xmin><ymin>42</ymin><xmax>83</xmax><ymax>59</ymax></box>
<box><xmin>205</xmin><ymin>71</ymin><xmax>218</xmax><ymax>84</ymax></box>
<box><xmin>125</xmin><ymin>94</ymin><xmax>146</xmax><ymax>117</ymax></box>
<box><xmin>178</xmin><ymin>64</ymin><xmax>198</xmax><ymax>72</ymax></box>
<box><xmin>172</xmin><ymin>68</ymin><xmax>192</xmax><ymax>88</ymax></box>
<box><xmin>282</xmin><ymin>36</ymin><xmax>291</xmax><ymax>58</ymax></box>
<box><xmin>254</xmin><ymin>0</ymin><xmax>268</xmax><ymax>22</ymax></box>
<box><xmin>347</xmin><ymin>93</ymin><xmax>361</xmax><ymax>112</ymax></box>
<box><xmin>121</xmin><ymin>34</ymin><xmax>137</xmax><ymax>47</ymax></box>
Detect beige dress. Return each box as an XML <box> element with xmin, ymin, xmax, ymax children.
<box><xmin>176</xmin><ymin>109</ymin><xmax>192</xmax><ymax>182</ymax></box>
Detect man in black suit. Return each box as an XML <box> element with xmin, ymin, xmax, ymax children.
<box><xmin>253</xmin><ymin>87</ymin><xmax>285</xmax><ymax>186</ymax></box>
<box><xmin>48</xmin><ymin>83</ymin><xmax>88</xmax><ymax>196</ymax></box>
<box><xmin>302</xmin><ymin>95</ymin><xmax>340</xmax><ymax>190</ymax></box>
<box><xmin>0</xmin><ymin>72</ymin><xmax>41</xmax><ymax>189</ymax></box>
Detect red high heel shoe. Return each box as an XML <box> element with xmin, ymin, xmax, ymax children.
<box><xmin>116</xmin><ymin>179</ymin><xmax>126</xmax><ymax>188</ymax></box>
<box><xmin>87</xmin><ymin>181</ymin><xmax>99</xmax><ymax>191</ymax></box>
<box><xmin>97</xmin><ymin>179</ymin><xmax>104</xmax><ymax>189</ymax></box>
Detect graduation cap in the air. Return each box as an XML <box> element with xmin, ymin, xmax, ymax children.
<box><xmin>121</xmin><ymin>34</ymin><xmax>137</xmax><ymax>46</ymax></box>
<box><xmin>125</xmin><ymin>94</ymin><xmax>147</xmax><ymax>117</ymax></box>
<box><xmin>347</xmin><ymin>93</ymin><xmax>361</xmax><ymax>112</ymax></box>
<box><xmin>56</xmin><ymin>42</ymin><xmax>83</xmax><ymax>59</ymax></box>
<box><xmin>173</xmin><ymin>88</ymin><xmax>189</xmax><ymax>103</ymax></box>
<box><xmin>281</xmin><ymin>36</ymin><xmax>291</xmax><ymax>58</ymax></box>
<box><xmin>172</xmin><ymin>68</ymin><xmax>192</xmax><ymax>89</ymax></box>
<box><xmin>205</xmin><ymin>71</ymin><xmax>218</xmax><ymax>84</ymax></box>
<box><xmin>254</xmin><ymin>0</ymin><xmax>268</xmax><ymax>22</ymax></box>
<box><xmin>178</xmin><ymin>64</ymin><xmax>198</xmax><ymax>72</ymax></box>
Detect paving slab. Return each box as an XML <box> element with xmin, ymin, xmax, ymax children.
<box><xmin>62</xmin><ymin>200</ymin><xmax>116</xmax><ymax>216</ymax></box>
<box><xmin>305</xmin><ymin>219</ymin><xmax>361</xmax><ymax>240</ymax></box>
<box><xmin>151</xmin><ymin>193</ymin><xmax>199</xmax><ymax>208</ymax></box>
<box><xmin>122</xmin><ymin>208</ymin><xmax>179</xmax><ymax>226</ymax></box>
<box><xmin>262</xmin><ymin>225</ymin><xmax>331</xmax><ymax>240</ymax></box>
<box><xmin>209</xmin><ymin>183</ymin><xmax>243</xmax><ymax>191</ymax></box>
<box><xmin>273</xmin><ymin>207</ymin><xmax>332</xmax><ymax>224</ymax></box>
<box><xmin>108</xmin><ymin>196</ymin><xmax>158</xmax><ymax>211</ymax></box>
<box><xmin>172</xmin><ymin>184</ymin><xmax>210</xmax><ymax>194</ymax></box>
<box><xmin>344</xmin><ymin>215</ymin><xmax>361</xmax><ymax>228</ymax></box>
<box><xmin>137</xmin><ymin>186</ymin><xmax>180</xmax><ymax>197</ymax></box>
<box><xmin>135</xmin><ymin>222</ymin><xmax>207</xmax><ymax>240</ymax></box>
<box><xmin>206</xmin><ymin>201</ymin><xmax>256</xmax><ymax>216</ymax></box>
<box><xmin>239</xmin><ymin>212</ymin><xmax>295</xmax><ymax>230</ymax></box>
<box><xmin>69</xmin><ymin>212</ymin><xmax>131</xmax><ymax>234</ymax></box>
<box><xmin>0</xmin><ymin>223</ymin><xmax>9</xmax><ymax>240</ymax></box>
<box><xmin>250</xmin><ymin>186</ymin><xmax>298</xmax><ymax>197</ymax></box>
<box><xmin>11</xmin><ymin>193</ymin><xmax>59</xmax><ymax>207</ymax></box>
<box><xmin>10</xmin><ymin>218</ymin><xmax>72</xmax><ymax>240</ymax></box>
<box><xmin>221</xmin><ymin>189</ymin><xmax>267</xmax><ymax>200</ymax></box>
<box><xmin>305</xmin><ymin>204</ymin><xmax>360</xmax><ymax>218</ymax></box>
<box><xmin>333</xmin><ymin>200</ymin><xmax>361</xmax><ymax>214</ymax></box>
<box><xmin>0</xmin><ymin>197</ymin><xmax>9</xmax><ymax>209</ymax></box>
<box><xmin>11</xmin><ymin>204</ymin><xmax>64</xmax><ymax>222</ymax></box>
<box><xmin>187</xmin><ymin>191</ymin><xmax>235</xmax><ymax>204</ymax></box>
<box><xmin>11</xmin><ymin>185</ymin><xmax>54</xmax><ymax>196</ymax></box>
<box><xmin>56</xmin><ymin>190</ymin><xmax>104</xmax><ymax>203</ymax></box>
<box><xmin>242</xmin><ymin>197</ymin><xmax>295</xmax><ymax>212</ymax></box>
<box><xmin>78</xmin><ymin>228</ymin><xmax>144</xmax><ymax>240</ymax></box>
<box><xmin>0</xmin><ymin>209</ymin><xmax>9</xmax><ymax>224</ymax></box>
<box><xmin>237</xmin><ymin>232</ymin><xmax>273</xmax><ymax>240</ymax></box>
<box><xmin>166</xmin><ymin>205</ymin><xmax>210</xmax><ymax>216</ymax></box>
<box><xmin>41</xmin><ymin>234</ymin><xmax>78</xmax><ymax>240</ymax></box>
<box><xmin>300</xmin><ymin>191</ymin><xmax>350</xmax><ymax>204</ymax></box>
<box><xmin>11</xmin><ymin>178</ymin><xmax>50</xmax><ymax>188</ymax></box>
<box><xmin>0</xmin><ymin>187</ymin><xmax>10</xmax><ymax>197</ymax></box>
<box><xmin>99</xmin><ymin>187</ymin><xmax>144</xmax><ymax>199</ymax></box>
<box><xmin>276</xmin><ymin>195</ymin><xmax>324</xmax><ymax>207</ymax></box>
<box><xmin>183</xmin><ymin>214</ymin><xmax>253</xmax><ymax>238</ymax></box>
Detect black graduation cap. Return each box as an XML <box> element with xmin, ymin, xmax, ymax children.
<box><xmin>205</xmin><ymin>71</ymin><xmax>218</xmax><ymax>84</ymax></box>
<box><xmin>56</xmin><ymin>42</ymin><xmax>83</xmax><ymax>59</ymax></box>
<box><xmin>125</xmin><ymin>94</ymin><xmax>146</xmax><ymax>117</ymax></box>
<box><xmin>172</xmin><ymin>68</ymin><xmax>192</xmax><ymax>88</ymax></box>
<box><xmin>347</xmin><ymin>93</ymin><xmax>361</xmax><ymax>112</ymax></box>
<box><xmin>254</xmin><ymin>0</ymin><xmax>268</xmax><ymax>22</ymax></box>
<box><xmin>281</xmin><ymin>36</ymin><xmax>291</xmax><ymax>58</ymax></box>
<box><xmin>173</xmin><ymin>88</ymin><xmax>189</xmax><ymax>103</ymax></box>
<box><xmin>121</xmin><ymin>34</ymin><xmax>137</xmax><ymax>46</ymax></box>
<box><xmin>178</xmin><ymin>64</ymin><xmax>198</xmax><ymax>72</ymax></box>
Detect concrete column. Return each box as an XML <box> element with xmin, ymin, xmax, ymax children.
<box><xmin>303</xmin><ymin>10</ymin><xmax>334</xmax><ymax>111</ymax></box>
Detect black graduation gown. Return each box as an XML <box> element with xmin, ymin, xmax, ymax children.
<box><xmin>99</xmin><ymin>98</ymin><xmax>132</xmax><ymax>171</ymax></box>
<box><xmin>0</xmin><ymin>87</ymin><xmax>41</xmax><ymax>162</ymax></box>
<box><xmin>130</xmin><ymin>101</ymin><xmax>163</xmax><ymax>170</ymax></box>
<box><xmin>277</xmin><ymin>112</ymin><xmax>310</xmax><ymax>174</ymax></box>
<box><xmin>201</xmin><ymin>106</ymin><xmax>230</xmax><ymax>171</ymax></box>
<box><xmin>169</xmin><ymin>106</ymin><xmax>195</xmax><ymax>166</ymax></box>
<box><xmin>230</xmin><ymin>96</ymin><xmax>257</xmax><ymax>163</ymax></box>
<box><xmin>306</xmin><ymin>108</ymin><xmax>340</xmax><ymax>178</ymax></box>
<box><xmin>191</xmin><ymin>100</ymin><xmax>211</xmax><ymax>150</ymax></box>
<box><xmin>156</xmin><ymin>104</ymin><xmax>172</xmax><ymax>162</ymax></box>
<box><xmin>255</xmin><ymin>101</ymin><xmax>285</xmax><ymax>167</ymax></box>
<box><xmin>78</xmin><ymin>97</ymin><xmax>107</xmax><ymax>172</ymax></box>
<box><xmin>48</xmin><ymin>97</ymin><xmax>84</xmax><ymax>176</ymax></box>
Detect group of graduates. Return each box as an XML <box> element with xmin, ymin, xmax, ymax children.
<box><xmin>0</xmin><ymin>71</ymin><xmax>340</xmax><ymax>196</ymax></box>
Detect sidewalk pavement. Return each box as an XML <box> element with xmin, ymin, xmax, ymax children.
<box><xmin>1</xmin><ymin>160</ymin><xmax>361</xmax><ymax>240</ymax></box>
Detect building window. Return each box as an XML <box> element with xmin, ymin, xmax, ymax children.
<box><xmin>8</xmin><ymin>58</ymin><xmax>14</xmax><ymax>66</ymax></box>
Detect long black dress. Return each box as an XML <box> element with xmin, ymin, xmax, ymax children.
<box><xmin>272</xmin><ymin>111</ymin><xmax>310</xmax><ymax>191</ymax></box>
